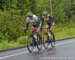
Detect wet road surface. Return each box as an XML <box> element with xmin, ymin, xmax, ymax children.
<box><xmin>0</xmin><ymin>38</ymin><xmax>75</xmax><ymax>60</ymax></box>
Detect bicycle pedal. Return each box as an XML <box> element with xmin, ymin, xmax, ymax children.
<box><xmin>34</xmin><ymin>42</ymin><xmax>37</xmax><ymax>46</ymax></box>
<box><xmin>45</xmin><ymin>40</ymin><xmax>48</xmax><ymax>43</ymax></box>
<box><xmin>49</xmin><ymin>40</ymin><xmax>51</xmax><ymax>43</ymax></box>
<box><xmin>31</xmin><ymin>43</ymin><xmax>33</xmax><ymax>46</ymax></box>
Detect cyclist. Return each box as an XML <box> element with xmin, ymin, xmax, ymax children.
<box><xmin>24</xmin><ymin>12</ymin><xmax>42</xmax><ymax>43</ymax></box>
<box><xmin>41</xmin><ymin>11</ymin><xmax>55</xmax><ymax>42</ymax></box>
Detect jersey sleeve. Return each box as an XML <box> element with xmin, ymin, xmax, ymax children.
<box><xmin>49</xmin><ymin>16</ymin><xmax>55</xmax><ymax>24</ymax></box>
<box><xmin>25</xmin><ymin>17</ymin><xmax>30</xmax><ymax>30</ymax></box>
<box><xmin>26</xmin><ymin>17</ymin><xmax>30</xmax><ymax>23</ymax></box>
<box><xmin>33</xmin><ymin>15</ymin><xmax>38</xmax><ymax>22</ymax></box>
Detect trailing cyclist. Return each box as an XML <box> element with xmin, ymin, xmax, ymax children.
<box><xmin>41</xmin><ymin>11</ymin><xmax>55</xmax><ymax>42</ymax></box>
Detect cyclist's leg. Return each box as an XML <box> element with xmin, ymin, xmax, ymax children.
<box><xmin>31</xmin><ymin>26</ymin><xmax>35</xmax><ymax>37</ymax></box>
<box><xmin>31</xmin><ymin>26</ymin><xmax>35</xmax><ymax>32</ymax></box>
<box><xmin>31</xmin><ymin>25</ymin><xmax>38</xmax><ymax>45</ymax></box>
<box><xmin>31</xmin><ymin>23</ymin><xmax>37</xmax><ymax>35</ymax></box>
<box><xmin>45</xmin><ymin>24</ymin><xmax>49</xmax><ymax>41</ymax></box>
<box><xmin>36</xmin><ymin>25</ymin><xmax>41</xmax><ymax>33</ymax></box>
<box><xmin>36</xmin><ymin>25</ymin><xmax>42</xmax><ymax>40</ymax></box>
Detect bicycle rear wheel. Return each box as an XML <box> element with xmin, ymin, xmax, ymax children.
<box><xmin>37</xmin><ymin>37</ymin><xmax>43</xmax><ymax>51</ymax></box>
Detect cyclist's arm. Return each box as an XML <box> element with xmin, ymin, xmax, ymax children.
<box><xmin>49</xmin><ymin>16</ymin><xmax>55</xmax><ymax>25</ymax></box>
<box><xmin>24</xmin><ymin>18</ymin><xmax>30</xmax><ymax>31</ymax></box>
<box><xmin>40</xmin><ymin>18</ymin><xmax>44</xmax><ymax>31</ymax></box>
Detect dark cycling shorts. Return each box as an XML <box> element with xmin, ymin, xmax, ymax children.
<box><xmin>47</xmin><ymin>19</ymin><xmax>54</xmax><ymax>26</ymax></box>
<box><xmin>47</xmin><ymin>22</ymin><xmax>52</xmax><ymax>26</ymax></box>
<box><xmin>32</xmin><ymin>22</ymin><xmax>39</xmax><ymax>27</ymax></box>
<box><xmin>47</xmin><ymin>21</ymin><xmax>54</xmax><ymax>29</ymax></box>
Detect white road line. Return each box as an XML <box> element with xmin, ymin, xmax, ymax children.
<box><xmin>56</xmin><ymin>40</ymin><xmax>75</xmax><ymax>46</ymax></box>
<box><xmin>0</xmin><ymin>51</ymin><xmax>28</xmax><ymax>60</ymax></box>
<box><xmin>0</xmin><ymin>40</ymin><xmax>75</xmax><ymax>60</ymax></box>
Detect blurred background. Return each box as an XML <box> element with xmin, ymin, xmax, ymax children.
<box><xmin>0</xmin><ymin>0</ymin><xmax>75</xmax><ymax>50</ymax></box>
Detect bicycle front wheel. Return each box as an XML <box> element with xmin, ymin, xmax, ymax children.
<box><xmin>27</xmin><ymin>36</ymin><xmax>35</xmax><ymax>53</ymax></box>
<box><xmin>43</xmin><ymin>34</ymin><xmax>50</xmax><ymax>49</ymax></box>
<box><xmin>50</xmin><ymin>31</ymin><xmax>55</xmax><ymax>48</ymax></box>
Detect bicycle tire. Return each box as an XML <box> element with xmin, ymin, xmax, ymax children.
<box><xmin>49</xmin><ymin>30</ymin><xmax>55</xmax><ymax>48</ymax></box>
<box><xmin>33</xmin><ymin>34</ymin><xmax>42</xmax><ymax>51</ymax></box>
<box><xmin>43</xmin><ymin>33</ymin><xmax>50</xmax><ymax>49</ymax></box>
<box><xmin>37</xmin><ymin>36</ymin><xmax>43</xmax><ymax>51</ymax></box>
<box><xmin>27</xmin><ymin>35</ymin><xmax>35</xmax><ymax>53</ymax></box>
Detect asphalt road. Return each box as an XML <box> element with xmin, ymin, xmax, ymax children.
<box><xmin>0</xmin><ymin>38</ymin><xmax>75</xmax><ymax>60</ymax></box>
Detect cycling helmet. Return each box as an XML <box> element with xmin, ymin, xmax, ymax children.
<box><xmin>27</xmin><ymin>12</ymin><xmax>33</xmax><ymax>17</ymax></box>
<box><xmin>42</xmin><ymin>11</ymin><xmax>48</xmax><ymax>17</ymax></box>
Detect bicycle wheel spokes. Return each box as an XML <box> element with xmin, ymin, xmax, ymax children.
<box><xmin>43</xmin><ymin>34</ymin><xmax>50</xmax><ymax>49</ymax></box>
<box><xmin>37</xmin><ymin>37</ymin><xmax>42</xmax><ymax>51</ymax></box>
<box><xmin>49</xmin><ymin>31</ymin><xmax>55</xmax><ymax>48</ymax></box>
<box><xmin>27</xmin><ymin>36</ymin><xmax>35</xmax><ymax>53</ymax></box>
<box><xmin>50</xmin><ymin>35</ymin><xmax>55</xmax><ymax>47</ymax></box>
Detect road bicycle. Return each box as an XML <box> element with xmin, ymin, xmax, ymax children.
<box><xmin>26</xmin><ymin>28</ymin><xmax>43</xmax><ymax>53</ymax></box>
<box><xmin>42</xmin><ymin>28</ymin><xmax>55</xmax><ymax>49</ymax></box>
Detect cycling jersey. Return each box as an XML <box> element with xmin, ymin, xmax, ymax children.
<box><xmin>25</xmin><ymin>15</ymin><xmax>42</xmax><ymax>29</ymax></box>
<box><xmin>26</xmin><ymin>15</ymin><xmax>38</xmax><ymax>23</ymax></box>
<box><xmin>42</xmin><ymin>16</ymin><xmax>54</xmax><ymax>26</ymax></box>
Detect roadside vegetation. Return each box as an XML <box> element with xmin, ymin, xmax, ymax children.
<box><xmin>0</xmin><ymin>0</ymin><xmax>75</xmax><ymax>50</ymax></box>
<box><xmin>0</xmin><ymin>22</ymin><xmax>75</xmax><ymax>50</ymax></box>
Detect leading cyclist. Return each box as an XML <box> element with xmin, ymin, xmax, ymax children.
<box><xmin>24</xmin><ymin>12</ymin><xmax>42</xmax><ymax>41</ymax></box>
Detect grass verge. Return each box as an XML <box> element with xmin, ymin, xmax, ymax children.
<box><xmin>0</xmin><ymin>22</ymin><xmax>75</xmax><ymax>50</ymax></box>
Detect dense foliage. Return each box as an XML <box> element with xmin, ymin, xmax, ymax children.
<box><xmin>0</xmin><ymin>0</ymin><xmax>75</xmax><ymax>41</ymax></box>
